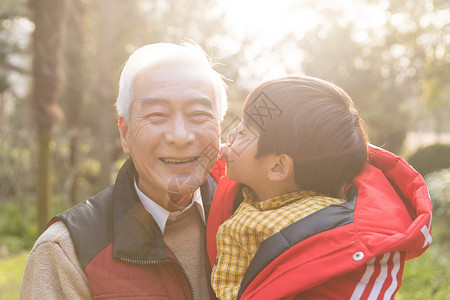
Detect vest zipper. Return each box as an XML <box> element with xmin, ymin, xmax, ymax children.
<box><xmin>119</xmin><ymin>257</ymin><xmax>196</xmax><ymax>300</ymax></box>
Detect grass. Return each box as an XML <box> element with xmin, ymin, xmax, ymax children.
<box><xmin>398</xmin><ymin>246</ymin><xmax>450</xmax><ymax>300</ymax></box>
<box><xmin>397</xmin><ymin>218</ymin><xmax>450</xmax><ymax>300</ymax></box>
<box><xmin>0</xmin><ymin>251</ymin><xmax>27</xmax><ymax>300</ymax></box>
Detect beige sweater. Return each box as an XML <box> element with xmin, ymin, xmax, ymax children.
<box><xmin>19</xmin><ymin>220</ymin><xmax>91</xmax><ymax>299</ymax></box>
<box><xmin>164</xmin><ymin>205</ymin><xmax>209</xmax><ymax>300</ymax></box>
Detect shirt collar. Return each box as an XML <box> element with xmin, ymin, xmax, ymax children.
<box><xmin>134</xmin><ymin>179</ymin><xmax>206</xmax><ymax>233</ymax></box>
<box><xmin>242</xmin><ymin>187</ymin><xmax>324</xmax><ymax>211</ymax></box>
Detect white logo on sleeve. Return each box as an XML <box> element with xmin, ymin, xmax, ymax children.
<box><xmin>420</xmin><ymin>217</ymin><xmax>432</xmax><ymax>248</ymax></box>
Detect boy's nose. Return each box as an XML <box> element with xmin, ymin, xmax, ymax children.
<box><xmin>219</xmin><ymin>143</ymin><xmax>231</xmax><ymax>161</ymax></box>
<box><xmin>227</xmin><ymin>127</ymin><xmax>238</xmax><ymax>145</ymax></box>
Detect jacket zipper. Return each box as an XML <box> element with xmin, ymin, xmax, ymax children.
<box><xmin>120</xmin><ymin>257</ymin><xmax>196</xmax><ymax>300</ymax></box>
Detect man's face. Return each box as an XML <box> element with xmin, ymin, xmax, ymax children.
<box><xmin>119</xmin><ymin>61</ymin><xmax>220</xmax><ymax>210</ymax></box>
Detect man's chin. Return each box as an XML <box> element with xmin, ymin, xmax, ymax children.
<box><xmin>166</xmin><ymin>192</ymin><xmax>194</xmax><ymax>211</ymax></box>
<box><xmin>167</xmin><ymin>172</ymin><xmax>202</xmax><ymax>195</ymax></box>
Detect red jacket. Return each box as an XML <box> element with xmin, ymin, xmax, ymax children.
<box><xmin>50</xmin><ymin>157</ymin><xmax>225</xmax><ymax>299</ymax></box>
<box><xmin>206</xmin><ymin>145</ymin><xmax>432</xmax><ymax>299</ymax></box>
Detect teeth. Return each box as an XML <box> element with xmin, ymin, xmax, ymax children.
<box><xmin>161</xmin><ymin>157</ymin><xmax>197</xmax><ymax>164</ymax></box>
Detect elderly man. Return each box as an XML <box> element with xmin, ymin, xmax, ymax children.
<box><xmin>20</xmin><ymin>43</ymin><xmax>227</xmax><ymax>299</ymax></box>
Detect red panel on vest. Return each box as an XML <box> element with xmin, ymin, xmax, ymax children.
<box><xmin>85</xmin><ymin>243</ymin><xmax>191</xmax><ymax>299</ymax></box>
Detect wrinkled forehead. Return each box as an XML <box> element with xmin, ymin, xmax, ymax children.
<box><xmin>130</xmin><ymin>58</ymin><xmax>216</xmax><ymax>112</ymax></box>
<box><xmin>133</xmin><ymin>56</ymin><xmax>215</xmax><ymax>94</ymax></box>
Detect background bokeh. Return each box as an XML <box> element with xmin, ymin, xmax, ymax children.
<box><xmin>0</xmin><ymin>0</ymin><xmax>449</xmax><ymax>299</ymax></box>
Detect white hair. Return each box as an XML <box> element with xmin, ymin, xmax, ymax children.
<box><xmin>115</xmin><ymin>42</ymin><xmax>228</xmax><ymax>122</ymax></box>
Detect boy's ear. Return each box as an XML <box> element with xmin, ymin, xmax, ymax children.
<box><xmin>118</xmin><ymin>117</ymin><xmax>131</xmax><ymax>154</ymax></box>
<box><xmin>267</xmin><ymin>154</ymin><xmax>295</xmax><ymax>182</ymax></box>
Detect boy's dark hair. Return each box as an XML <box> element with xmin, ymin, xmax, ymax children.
<box><xmin>242</xmin><ymin>75</ymin><xmax>368</xmax><ymax>197</ymax></box>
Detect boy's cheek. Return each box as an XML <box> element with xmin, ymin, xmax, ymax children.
<box><xmin>220</xmin><ymin>144</ymin><xmax>231</xmax><ymax>161</ymax></box>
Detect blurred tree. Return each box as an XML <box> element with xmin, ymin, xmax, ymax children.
<box><xmin>92</xmin><ymin>0</ymin><xmax>117</xmax><ymax>189</ymax></box>
<box><xmin>416</xmin><ymin>1</ymin><xmax>450</xmax><ymax>137</ymax></box>
<box><xmin>281</xmin><ymin>0</ymin><xmax>449</xmax><ymax>153</ymax></box>
<box><xmin>408</xmin><ymin>143</ymin><xmax>450</xmax><ymax>176</ymax></box>
<box><xmin>0</xmin><ymin>0</ymin><xmax>29</xmax><ymax>197</ymax></box>
<box><xmin>29</xmin><ymin>0</ymin><xmax>68</xmax><ymax>232</ymax></box>
<box><xmin>421</xmin><ymin>58</ymin><xmax>450</xmax><ymax>136</ymax></box>
<box><xmin>0</xmin><ymin>0</ymin><xmax>28</xmax><ymax>129</ymax></box>
<box><xmin>61</xmin><ymin>0</ymin><xmax>85</xmax><ymax>206</ymax></box>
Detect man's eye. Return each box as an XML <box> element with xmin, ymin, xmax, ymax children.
<box><xmin>189</xmin><ymin>112</ymin><xmax>212</xmax><ymax>122</ymax></box>
<box><xmin>147</xmin><ymin>113</ymin><xmax>169</xmax><ymax>122</ymax></box>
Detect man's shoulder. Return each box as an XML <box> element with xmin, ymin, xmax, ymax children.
<box><xmin>36</xmin><ymin>219</ymin><xmax>72</xmax><ymax>247</ymax></box>
<box><xmin>58</xmin><ymin>186</ymin><xmax>114</xmax><ymax>223</ymax></box>
<box><xmin>54</xmin><ymin>185</ymin><xmax>116</xmax><ymax>269</ymax></box>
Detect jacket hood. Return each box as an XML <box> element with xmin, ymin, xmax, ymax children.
<box><xmin>363</xmin><ymin>145</ymin><xmax>432</xmax><ymax>259</ymax></box>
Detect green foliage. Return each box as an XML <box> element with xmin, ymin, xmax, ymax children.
<box><xmin>0</xmin><ymin>201</ymin><xmax>37</xmax><ymax>256</ymax></box>
<box><xmin>0</xmin><ymin>135</ymin><xmax>35</xmax><ymax>199</ymax></box>
<box><xmin>0</xmin><ymin>251</ymin><xmax>27</xmax><ymax>300</ymax></box>
<box><xmin>408</xmin><ymin>144</ymin><xmax>450</xmax><ymax>176</ymax></box>
<box><xmin>424</xmin><ymin>167</ymin><xmax>450</xmax><ymax>220</ymax></box>
<box><xmin>398</xmin><ymin>246</ymin><xmax>450</xmax><ymax>300</ymax></box>
<box><xmin>0</xmin><ymin>0</ymin><xmax>29</xmax><ymax>97</ymax></box>
<box><xmin>398</xmin><ymin>250</ymin><xmax>450</xmax><ymax>300</ymax></box>
<box><xmin>397</xmin><ymin>218</ymin><xmax>450</xmax><ymax>300</ymax></box>
<box><xmin>0</xmin><ymin>202</ymin><xmax>26</xmax><ymax>236</ymax></box>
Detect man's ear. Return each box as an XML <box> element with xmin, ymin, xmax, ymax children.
<box><xmin>267</xmin><ymin>154</ymin><xmax>295</xmax><ymax>182</ymax></box>
<box><xmin>118</xmin><ymin>117</ymin><xmax>130</xmax><ymax>154</ymax></box>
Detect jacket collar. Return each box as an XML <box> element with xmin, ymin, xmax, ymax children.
<box><xmin>112</xmin><ymin>157</ymin><xmax>216</xmax><ymax>262</ymax></box>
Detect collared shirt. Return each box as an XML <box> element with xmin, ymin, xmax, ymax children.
<box><xmin>134</xmin><ymin>180</ymin><xmax>206</xmax><ymax>233</ymax></box>
<box><xmin>211</xmin><ymin>187</ymin><xmax>346</xmax><ymax>300</ymax></box>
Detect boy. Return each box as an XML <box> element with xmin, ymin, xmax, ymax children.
<box><xmin>211</xmin><ymin>75</ymin><xmax>368</xmax><ymax>299</ymax></box>
<box><xmin>209</xmin><ymin>75</ymin><xmax>432</xmax><ymax>299</ymax></box>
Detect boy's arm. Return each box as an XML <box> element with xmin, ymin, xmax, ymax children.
<box><xmin>20</xmin><ymin>221</ymin><xmax>91</xmax><ymax>299</ymax></box>
<box><xmin>211</xmin><ymin>221</ymin><xmax>250</xmax><ymax>300</ymax></box>
<box><xmin>206</xmin><ymin>175</ymin><xmax>240</xmax><ymax>267</ymax></box>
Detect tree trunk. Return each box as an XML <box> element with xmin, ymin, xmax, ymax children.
<box><xmin>95</xmin><ymin>0</ymin><xmax>116</xmax><ymax>189</ymax></box>
<box><xmin>30</xmin><ymin>0</ymin><xmax>68</xmax><ymax>233</ymax></box>
<box><xmin>36</xmin><ymin>128</ymin><xmax>52</xmax><ymax>232</ymax></box>
<box><xmin>64</xmin><ymin>0</ymin><xmax>85</xmax><ymax>206</ymax></box>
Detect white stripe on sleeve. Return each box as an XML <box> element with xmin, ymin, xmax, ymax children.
<box><xmin>350</xmin><ymin>257</ymin><xmax>376</xmax><ymax>300</ymax></box>
<box><xmin>383</xmin><ymin>252</ymin><xmax>401</xmax><ymax>300</ymax></box>
<box><xmin>368</xmin><ymin>253</ymin><xmax>390</xmax><ymax>300</ymax></box>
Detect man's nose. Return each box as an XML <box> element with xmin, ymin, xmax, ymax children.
<box><xmin>165</xmin><ymin>115</ymin><xmax>195</xmax><ymax>146</ymax></box>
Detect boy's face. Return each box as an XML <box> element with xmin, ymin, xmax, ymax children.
<box><xmin>221</xmin><ymin>122</ymin><xmax>269</xmax><ymax>190</ymax></box>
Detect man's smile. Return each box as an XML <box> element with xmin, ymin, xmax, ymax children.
<box><xmin>159</xmin><ymin>157</ymin><xmax>199</xmax><ymax>164</ymax></box>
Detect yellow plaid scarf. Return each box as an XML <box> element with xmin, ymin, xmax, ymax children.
<box><xmin>211</xmin><ymin>187</ymin><xmax>346</xmax><ymax>299</ymax></box>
